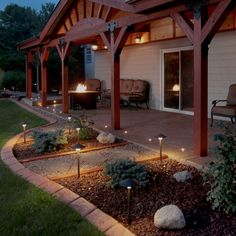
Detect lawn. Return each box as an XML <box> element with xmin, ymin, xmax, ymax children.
<box><xmin>0</xmin><ymin>100</ymin><xmax>104</xmax><ymax>236</ymax></box>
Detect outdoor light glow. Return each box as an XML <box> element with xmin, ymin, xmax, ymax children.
<box><xmin>53</xmin><ymin>100</ymin><xmax>56</xmax><ymax>104</ymax></box>
<box><xmin>105</xmin><ymin>125</ymin><xmax>108</xmax><ymax>128</ymax></box>
<box><xmin>127</xmin><ymin>186</ymin><xmax>132</xmax><ymax>189</ymax></box>
<box><xmin>181</xmin><ymin>148</ymin><xmax>185</xmax><ymax>152</ymax></box>
<box><xmin>52</xmin><ymin>109</ymin><xmax>55</xmax><ymax>112</ymax></box>
<box><xmin>59</xmin><ymin>111</ymin><xmax>62</xmax><ymax>114</ymax></box>
<box><xmin>148</xmin><ymin>138</ymin><xmax>152</xmax><ymax>142</ymax></box>
<box><xmin>104</xmin><ymin>45</ymin><xmax>108</xmax><ymax>49</ymax></box>
<box><xmin>76</xmin><ymin>128</ymin><xmax>80</xmax><ymax>133</ymax></box>
<box><xmin>22</xmin><ymin>123</ymin><xmax>27</xmax><ymax>129</ymax></box>
<box><xmin>68</xmin><ymin>116</ymin><xmax>72</xmax><ymax>121</ymax></box>
<box><xmin>76</xmin><ymin>83</ymin><xmax>87</xmax><ymax>92</ymax></box>
<box><xmin>124</xmin><ymin>130</ymin><xmax>128</xmax><ymax>134</ymax></box>
<box><xmin>172</xmin><ymin>84</ymin><xmax>180</xmax><ymax>92</ymax></box>
<box><xmin>158</xmin><ymin>137</ymin><xmax>163</xmax><ymax>141</ymax></box>
<box><xmin>76</xmin><ymin>148</ymin><xmax>81</xmax><ymax>152</ymax></box>
<box><xmin>135</xmin><ymin>35</ymin><xmax>142</xmax><ymax>44</ymax></box>
<box><xmin>46</xmin><ymin>106</ymin><xmax>49</xmax><ymax>109</ymax></box>
<box><xmin>34</xmin><ymin>83</ymin><xmax>37</xmax><ymax>86</ymax></box>
<box><xmin>92</xmin><ymin>45</ymin><xmax>98</xmax><ymax>50</ymax></box>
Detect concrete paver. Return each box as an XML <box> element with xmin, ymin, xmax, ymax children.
<box><xmin>86</xmin><ymin>208</ymin><xmax>118</xmax><ymax>232</ymax></box>
<box><xmin>53</xmin><ymin>188</ymin><xmax>80</xmax><ymax>204</ymax></box>
<box><xmin>70</xmin><ymin>197</ymin><xmax>97</xmax><ymax>217</ymax></box>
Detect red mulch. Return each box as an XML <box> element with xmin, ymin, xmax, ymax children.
<box><xmin>55</xmin><ymin>159</ymin><xmax>236</xmax><ymax>236</ymax></box>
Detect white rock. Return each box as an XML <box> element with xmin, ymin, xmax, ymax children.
<box><xmin>97</xmin><ymin>132</ymin><xmax>115</xmax><ymax>144</ymax></box>
<box><xmin>173</xmin><ymin>170</ymin><xmax>193</xmax><ymax>182</ymax></box>
<box><xmin>154</xmin><ymin>205</ymin><xmax>186</xmax><ymax>229</ymax></box>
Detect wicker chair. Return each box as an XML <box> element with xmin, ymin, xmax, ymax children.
<box><xmin>211</xmin><ymin>84</ymin><xmax>236</xmax><ymax>127</ymax></box>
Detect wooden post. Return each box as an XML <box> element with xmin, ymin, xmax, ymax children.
<box><xmin>101</xmin><ymin>25</ymin><xmax>129</xmax><ymax>130</ymax></box>
<box><xmin>193</xmin><ymin>8</ymin><xmax>208</xmax><ymax>156</ymax></box>
<box><xmin>56</xmin><ymin>39</ymin><xmax>71</xmax><ymax>113</ymax></box>
<box><xmin>38</xmin><ymin>47</ymin><xmax>50</xmax><ymax>107</ymax></box>
<box><xmin>171</xmin><ymin>0</ymin><xmax>233</xmax><ymax>156</ymax></box>
<box><xmin>26</xmin><ymin>51</ymin><xmax>33</xmax><ymax>98</ymax></box>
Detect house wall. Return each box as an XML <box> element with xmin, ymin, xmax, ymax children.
<box><xmin>94</xmin><ymin>30</ymin><xmax>236</xmax><ymax>116</ymax></box>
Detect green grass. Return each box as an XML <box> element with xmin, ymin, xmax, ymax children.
<box><xmin>0</xmin><ymin>100</ymin><xmax>104</xmax><ymax>236</ymax></box>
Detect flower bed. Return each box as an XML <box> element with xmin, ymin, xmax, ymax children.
<box><xmin>56</xmin><ymin>159</ymin><xmax>236</xmax><ymax>236</ymax></box>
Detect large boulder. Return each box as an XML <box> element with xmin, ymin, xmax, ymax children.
<box><xmin>154</xmin><ymin>205</ymin><xmax>186</xmax><ymax>229</ymax></box>
<box><xmin>173</xmin><ymin>170</ymin><xmax>193</xmax><ymax>182</ymax></box>
<box><xmin>97</xmin><ymin>132</ymin><xmax>115</xmax><ymax>144</ymax></box>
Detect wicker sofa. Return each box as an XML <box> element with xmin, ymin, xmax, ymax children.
<box><xmin>104</xmin><ymin>79</ymin><xmax>150</xmax><ymax>108</ymax></box>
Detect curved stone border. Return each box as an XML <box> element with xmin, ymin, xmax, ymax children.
<box><xmin>1</xmin><ymin>100</ymin><xmax>135</xmax><ymax>236</ymax></box>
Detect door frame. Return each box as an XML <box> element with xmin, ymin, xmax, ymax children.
<box><xmin>160</xmin><ymin>46</ymin><xmax>194</xmax><ymax>115</ymax></box>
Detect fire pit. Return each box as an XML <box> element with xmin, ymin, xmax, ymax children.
<box><xmin>69</xmin><ymin>83</ymin><xmax>98</xmax><ymax>110</ymax></box>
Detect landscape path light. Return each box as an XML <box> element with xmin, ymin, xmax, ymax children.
<box><xmin>22</xmin><ymin>123</ymin><xmax>27</xmax><ymax>143</ymax></box>
<box><xmin>68</xmin><ymin>116</ymin><xmax>72</xmax><ymax>134</ymax></box>
<box><xmin>120</xmin><ymin>178</ymin><xmax>136</xmax><ymax>225</ymax></box>
<box><xmin>155</xmin><ymin>133</ymin><xmax>166</xmax><ymax>162</ymax></box>
<box><xmin>74</xmin><ymin>143</ymin><xmax>85</xmax><ymax>178</ymax></box>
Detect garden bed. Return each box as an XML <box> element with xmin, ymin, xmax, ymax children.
<box><xmin>13</xmin><ymin>133</ymin><xmax>128</xmax><ymax>162</ymax></box>
<box><xmin>56</xmin><ymin>159</ymin><xmax>236</xmax><ymax>236</ymax></box>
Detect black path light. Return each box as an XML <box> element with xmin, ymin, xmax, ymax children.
<box><xmin>74</xmin><ymin>143</ymin><xmax>85</xmax><ymax>178</ymax></box>
<box><xmin>155</xmin><ymin>133</ymin><xmax>166</xmax><ymax>162</ymax></box>
<box><xmin>22</xmin><ymin>123</ymin><xmax>27</xmax><ymax>143</ymax></box>
<box><xmin>120</xmin><ymin>178</ymin><xmax>136</xmax><ymax>225</ymax></box>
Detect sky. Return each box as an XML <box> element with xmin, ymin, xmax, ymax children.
<box><xmin>0</xmin><ymin>0</ymin><xmax>59</xmax><ymax>11</ymax></box>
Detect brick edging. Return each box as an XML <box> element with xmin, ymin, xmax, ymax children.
<box><xmin>1</xmin><ymin>101</ymin><xmax>135</xmax><ymax>236</ymax></box>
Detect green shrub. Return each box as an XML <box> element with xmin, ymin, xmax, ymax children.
<box><xmin>1</xmin><ymin>70</ymin><xmax>25</xmax><ymax>91</ymax></box>
<box><xmin>32</xmin><ymin>130</ymin><xmax>68</xmax><ymax>154</ymax></box>
<box><xmin>204</xmin><ymin>122</ymin><xmax>236</xmax><ymax>214</ymax></box>
<box><xmin>104</xmin><ymin>159</ymin><xmax>150</xmax><ymax>188</ymax></box>
<box><xmin>79</xmin><ymin>127</ymin><xmax>97</xmax><ymax>140</ymax></box>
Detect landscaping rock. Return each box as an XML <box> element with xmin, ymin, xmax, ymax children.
<box><xmin>173</xmin><ymin>170</ymin><xmax>193</xmax><ymax>182</ymax></box>
<box><xmin>154</xmin><ymin>205</ymin><xmax>186</xmax><ymax>229</ymax></box>
<box><xmin>97</xmin><ymin>132</ymin><xmax>115</xmax><ymax>144</ymax></box>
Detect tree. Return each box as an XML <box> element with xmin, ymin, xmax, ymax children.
<box><xmin>0</xmin><ymin>3</ymin><xmax>55</xmax><ymax>72</ymax></box>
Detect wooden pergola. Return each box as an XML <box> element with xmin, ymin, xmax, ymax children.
<box><xmin>19</xmin><ymin>0</ymin><xmax>236</xmax><ymax>157</ymax></box>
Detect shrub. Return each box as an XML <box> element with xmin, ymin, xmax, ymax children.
<box><xmin>204</xmin><ymin>122</ymin><xmax>236</xmax><ymax>214</ymax></box>
<box><xmin>32</xmin><ymin>130</ymin><xmax>68</xmax><ymax>154</ymax></box>
<box><xmin>104</xmin><ymin>159</ymin><xmax>150</xmax><ymax>188</ymax></box>
<box><xmin>1</xmin><ymin>70</ymin><xmax>25</xmax><ymax>91</ymax></box>
<box><xmin>79</xmin><ymin>127</ymin><xmax>97</xmax><ymax>140</ymax></box>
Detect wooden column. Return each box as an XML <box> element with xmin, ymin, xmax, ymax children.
<box><xmin>56</xmin><ymin>39</ymin><xmax>71</xmax><ymax>113</ymax></box>
<box><xmin>38</xmin><ymin>47</ymin><xmax>50</xmax><ymax>107</ymax></box>
<box><xmin>171</xmin><ymin>0</ymin><xmax>233</xmax><ymax>156</ymax></box>
<box><xmin>193</xmin><ymin>8</ymin><xmax>208</xmax><ymax>156</ymax></box>
<box><xmin>100</xmin><ymin>25</ymin><xmax>129</xmax><ymax>129</ymax></box>
<box><xmin>26</xmin><ymin>51</ymin><xmax>33</xmax><ymax>98</ymax></box>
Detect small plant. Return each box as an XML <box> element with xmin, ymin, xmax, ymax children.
<box><xmin>32</xmin><ymin>130</ymin><xmax>68</xmax><ymax>154</ymax></box>
<box><xmin>204</xmin><ymin>122</ymin><xmax>236</xmax><ymax>214</ymax></box>
<box><xmin>79</xmin><ymin>127</ymin><xmax>97</xmax><ymax>140</ymax></box>
<box><xmin>104</xmin><ymin>159</ymin><xmax>150</xmax><ymax>188</ymax></box>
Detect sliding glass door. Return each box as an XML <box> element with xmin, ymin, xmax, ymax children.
<box><xmin>162</xmin><ymin>47</ymin><xmax>193</xmax><ymax>113</ymax></box>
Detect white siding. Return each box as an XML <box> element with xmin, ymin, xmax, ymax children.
<box><xmin>94</xmin><ymin>30</ymin><xmax>236</xmax><ymax>115</ymax></box>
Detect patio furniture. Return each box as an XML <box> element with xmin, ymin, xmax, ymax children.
<box><xmin>211</xmin><ymin>84</ymin><xmax>236</xmax><ymax>126</ymax></box>
<box><xmin>103</xmin><ymin>79</ymin><xmax>150</xmax><ymax>108</ymax></box>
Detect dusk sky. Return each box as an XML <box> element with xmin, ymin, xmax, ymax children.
<box><xmin>0</xmin><ymin>0</ymin><xmax>59</xmax><ymax>11</ymax></box>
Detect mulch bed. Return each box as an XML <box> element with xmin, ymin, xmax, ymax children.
<box><xmin>13</xmin><ymin>133</ymin><xmax>127</xmax><ymax>161</ymax></box>
<box><xmin>55</xmin><ymin>159</ymin><xmax>236</xmax><ymax>236</ymax></box>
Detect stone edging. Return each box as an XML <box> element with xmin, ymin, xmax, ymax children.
<box><xmin>1</xmin><ymin>100</ymin><xmax>135</xmax><ymax>236</ymax></box>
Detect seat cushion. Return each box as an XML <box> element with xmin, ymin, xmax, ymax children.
<box><xmin>84</xmin><ymin>79</ymin><xmax>101</xmax><ymax>91</ymax></box>
<box><xmin>227</xmin><ymin>84</ymin><xmax>236</xmax><ymax>105</ymax></box>
<box><xmin>131</xmin><ymin>80</ymin><xmax>147</xmax><ymax>94</ymax></box>
<box><xmin>120</xmin><ymin>79</ymin><xmax>134</xmax><ymax>94</ymax></box>
<box><xmin>212</xmin><ymin>106</ymin><xmax>236</xmax><ymax>116</ymax></box>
